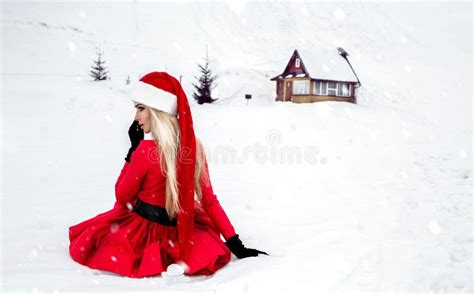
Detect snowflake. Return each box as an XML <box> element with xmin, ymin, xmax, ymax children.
<box><xmin>333</xmin><ymin>8</ymin><xmax>345</xmax><ymax>20</ymax></box>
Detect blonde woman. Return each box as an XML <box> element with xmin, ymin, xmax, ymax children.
<box><xmin>68</xmin><ymin>72</ymin><xmax>268</xmax><ymax>278</ymax></box>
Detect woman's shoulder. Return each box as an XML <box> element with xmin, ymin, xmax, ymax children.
<box><xmin>133</xmin><ymin>140</ymin><xmax>159</xmax><ymax>164</ymax></box>
<box><xmin>134</xmin><ymin>140</ymin><xmax>157</xmax><ymax>156</ymax></box>
<box><xmin>137</xmin><ymin>139</ymin><xmax>156</xmax><ymax>147</ymax></box>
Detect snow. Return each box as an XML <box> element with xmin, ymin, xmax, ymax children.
<box><xmin>333</xmin><ymin>8</ymin><xmax>346</xmax><ymax>20</ymax></box>
<box><xmin>296</xmin><ymin>47</ymin><xmax>360</xmax><ymax>82</ymax></box>
<box><xmin>1</xmin><ymin>1</ymin><xmax>472</xmax><ymax>293</ymax></box>
<box><xmin>163</xmin><ymin>263</ymin><xmax>187</xmax><ymax>277</ymax></box>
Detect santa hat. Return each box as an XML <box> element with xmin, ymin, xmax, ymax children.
<box><xmin>129</xmin><ymin>72</ymin><xmax>196</xmax><ymax>262</ymax></box>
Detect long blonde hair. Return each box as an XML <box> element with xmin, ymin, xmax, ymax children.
<box><xmin>148</xmin><ymin>108</ymin><xmax>208</xmax><ymax>219</ymax></box>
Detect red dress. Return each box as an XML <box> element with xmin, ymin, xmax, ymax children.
<box><xmin>68</xmin><ymin>138</ymin><xmax>236</xmax><ymax>277</ymax></box>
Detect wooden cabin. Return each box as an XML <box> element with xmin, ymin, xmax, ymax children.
<box><xmin>271</xmin><ymin>48</ymin><xmax>360</xmax><ymax>104</ymax></box>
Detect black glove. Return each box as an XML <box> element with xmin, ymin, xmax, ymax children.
<box><xmin>124</xmin><ymin>120</ymin><xmax>144</xmax><ymax>162</ymax></box>
<box><xmin>225</xmin><ymin>234</ymin><xmax>269</xmax><ymax>259</ymax></box>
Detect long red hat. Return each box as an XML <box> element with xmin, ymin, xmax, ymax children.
<box><xmin>130</xmin><ymin>71</ymin><xmax>196</xmax><ymax>262</ymax></box>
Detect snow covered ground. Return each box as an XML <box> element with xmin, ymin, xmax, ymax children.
<box><xmin>1</xmin><ymin>1</ymin><xmax>472</xmax><ymax>293</ymax></box>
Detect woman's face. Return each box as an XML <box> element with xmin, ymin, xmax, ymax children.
<box><xmin>134</xmin><ymin>102</ymin><xmax>152</xmax><ymax>133</ymax></box>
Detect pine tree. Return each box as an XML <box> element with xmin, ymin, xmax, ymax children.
<box><xmin>89</xmin><ymin>47</ymin><xmax>109</xmax><ymax>81</ymax></box>
<box><xmin>192</xmin><ymin>52</ymin><xmax>218</xmax><ymax>104</ymax></box>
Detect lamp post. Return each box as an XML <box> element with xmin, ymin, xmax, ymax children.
<box><xmin>337</xmin><ymin>47</ymin><xmax>361</xmax><ymax>88</ymax></box>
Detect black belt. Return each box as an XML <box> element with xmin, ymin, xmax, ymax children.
<box><xmin>132</xmin><ymin>198</ymin><xmax>177</xmax><ymax>227</ymax></box>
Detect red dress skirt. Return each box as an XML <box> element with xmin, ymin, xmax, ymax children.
<box><xmin>68</xmin><ymin>201</ymin><xmax>232</xmax><ymax>278</ymax></box>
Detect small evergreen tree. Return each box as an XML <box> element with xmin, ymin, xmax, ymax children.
<box><xmin>89</xmin><ymin>47</ymin><xmax>109</xmax><ymax>81</ymax></box>
<box><xmin>192</xmin><ymin>52</ymin><xmax>218</xmax><ymax>104</ymax></box>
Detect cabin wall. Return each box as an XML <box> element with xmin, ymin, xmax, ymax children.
<box><xmin>285</xmin><ymin>54</ymin><xmax>307</xmax><ymax>76</ymax></box>
<box><xmin>275</xmin><ymin>80</ymin><xmax>284</xmax><ymax>101</ymax></box>
<box><xmin>279</xmin><ymin>77</ymin><xmax>309</xmax><ymax>102</ymax></box>
<box><xmin>291</xmin><ymin>95</ymin><xmax>355</xmax><ymax>104</ymax></box>
<box><xmin>274</xmin><ymin>78</ymin><xmax>358</xmax><ymax>104</ymax></box>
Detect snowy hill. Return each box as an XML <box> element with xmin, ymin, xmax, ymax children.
<box><xmin>1</xmin><ymin>1</ymin><xmax>472</xmax><ymax>293</ymax></box>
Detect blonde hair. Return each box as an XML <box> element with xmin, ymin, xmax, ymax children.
<box><xmin>148</xmin><ymin>108</ymin><xmax>208</xmax><ymax>219</ymax></box>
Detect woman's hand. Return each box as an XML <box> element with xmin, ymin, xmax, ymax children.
<box><xmin>124</xmin><ymin>120</ymin><xmax>144</xmax><ymax>162</ymax></box>
<box><xmin>225</xmin><ymin>234</ymin><xmax>269</xmax><ymax>259</ymax></box>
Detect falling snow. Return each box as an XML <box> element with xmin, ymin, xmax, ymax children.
<box><xmin>2</xmin><ymin>1</ymin><xmax>471</xmax><ymax>293</ymax></box>
<box><xmin>333</xmin><ymin>8</ymin><xmax>345</xmax><ymax>20</ymax></box>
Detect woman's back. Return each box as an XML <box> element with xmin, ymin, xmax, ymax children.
<box><xmin>115</xmin><ymin>138</ymin><xmax>168</xmax><ymax>207</ymax></box>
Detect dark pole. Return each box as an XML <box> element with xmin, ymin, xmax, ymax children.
<box><xmin>337</xmin><ymin>47</ymin><xmax>361</xmax><ymax>88</ymax></box>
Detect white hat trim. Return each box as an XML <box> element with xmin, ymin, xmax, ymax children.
<box><xmin>130</xmin><ymin>81</ymin><xmax>178</xmax><ymax>116</ymax></box>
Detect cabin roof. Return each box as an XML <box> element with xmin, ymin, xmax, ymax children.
<box><xmin>272</xmin><ymin>48</ymin><xmax>359</xmax><ymax>83</ymax></box>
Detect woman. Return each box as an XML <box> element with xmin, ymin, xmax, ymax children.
<box><xmin>68</xmin><ymin>71</ymin><xmax>268</xmax><ymax>278</ymax></box>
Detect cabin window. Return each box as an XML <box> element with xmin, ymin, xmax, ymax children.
<box><xmin>293</xmin><ymin>80</ymin><xmax>310</xmax><ymax>95</ymax></box>
<box><xmin>314</xmin><ymin>81</ymin><xmax>336</xmax><ymax>95</ymax></box>
<box><xmin>295</xmin><ymin>58</ymin><xmax>301</xmax><ymax>67</ymax></box>
<box><xmin>337</xmin><ymin>83</ymin><xmax>350</xmax><ymax>96</ymax></box>
<box><xmin>320</xmin><ymin>82</ymin><xmax>327</xmax><ymax>95</ymax></box>
<box><xmin>313</xmin><ymin>81</ymin><xmax>319</xmax><ymax>95</ymax></box>
<box><xmin>327</xmin><ymin>82</ymin><xmax>337</xmax><ymax>96</ymax></box>
<box><xmin>311</xmin><ymin>81</ymin><xmax>353</xmax><ymax>96</ymax></box>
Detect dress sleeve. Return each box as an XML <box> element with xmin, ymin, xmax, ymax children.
<box><xmin>114</xmin><ymin>141</ymin><xmax>150</xmax><ymax>205</ymax></box>
<box><xmin>199</xmin><ymin>148</ymin><xmax>237</xmax><ymax>241</ymax></box>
